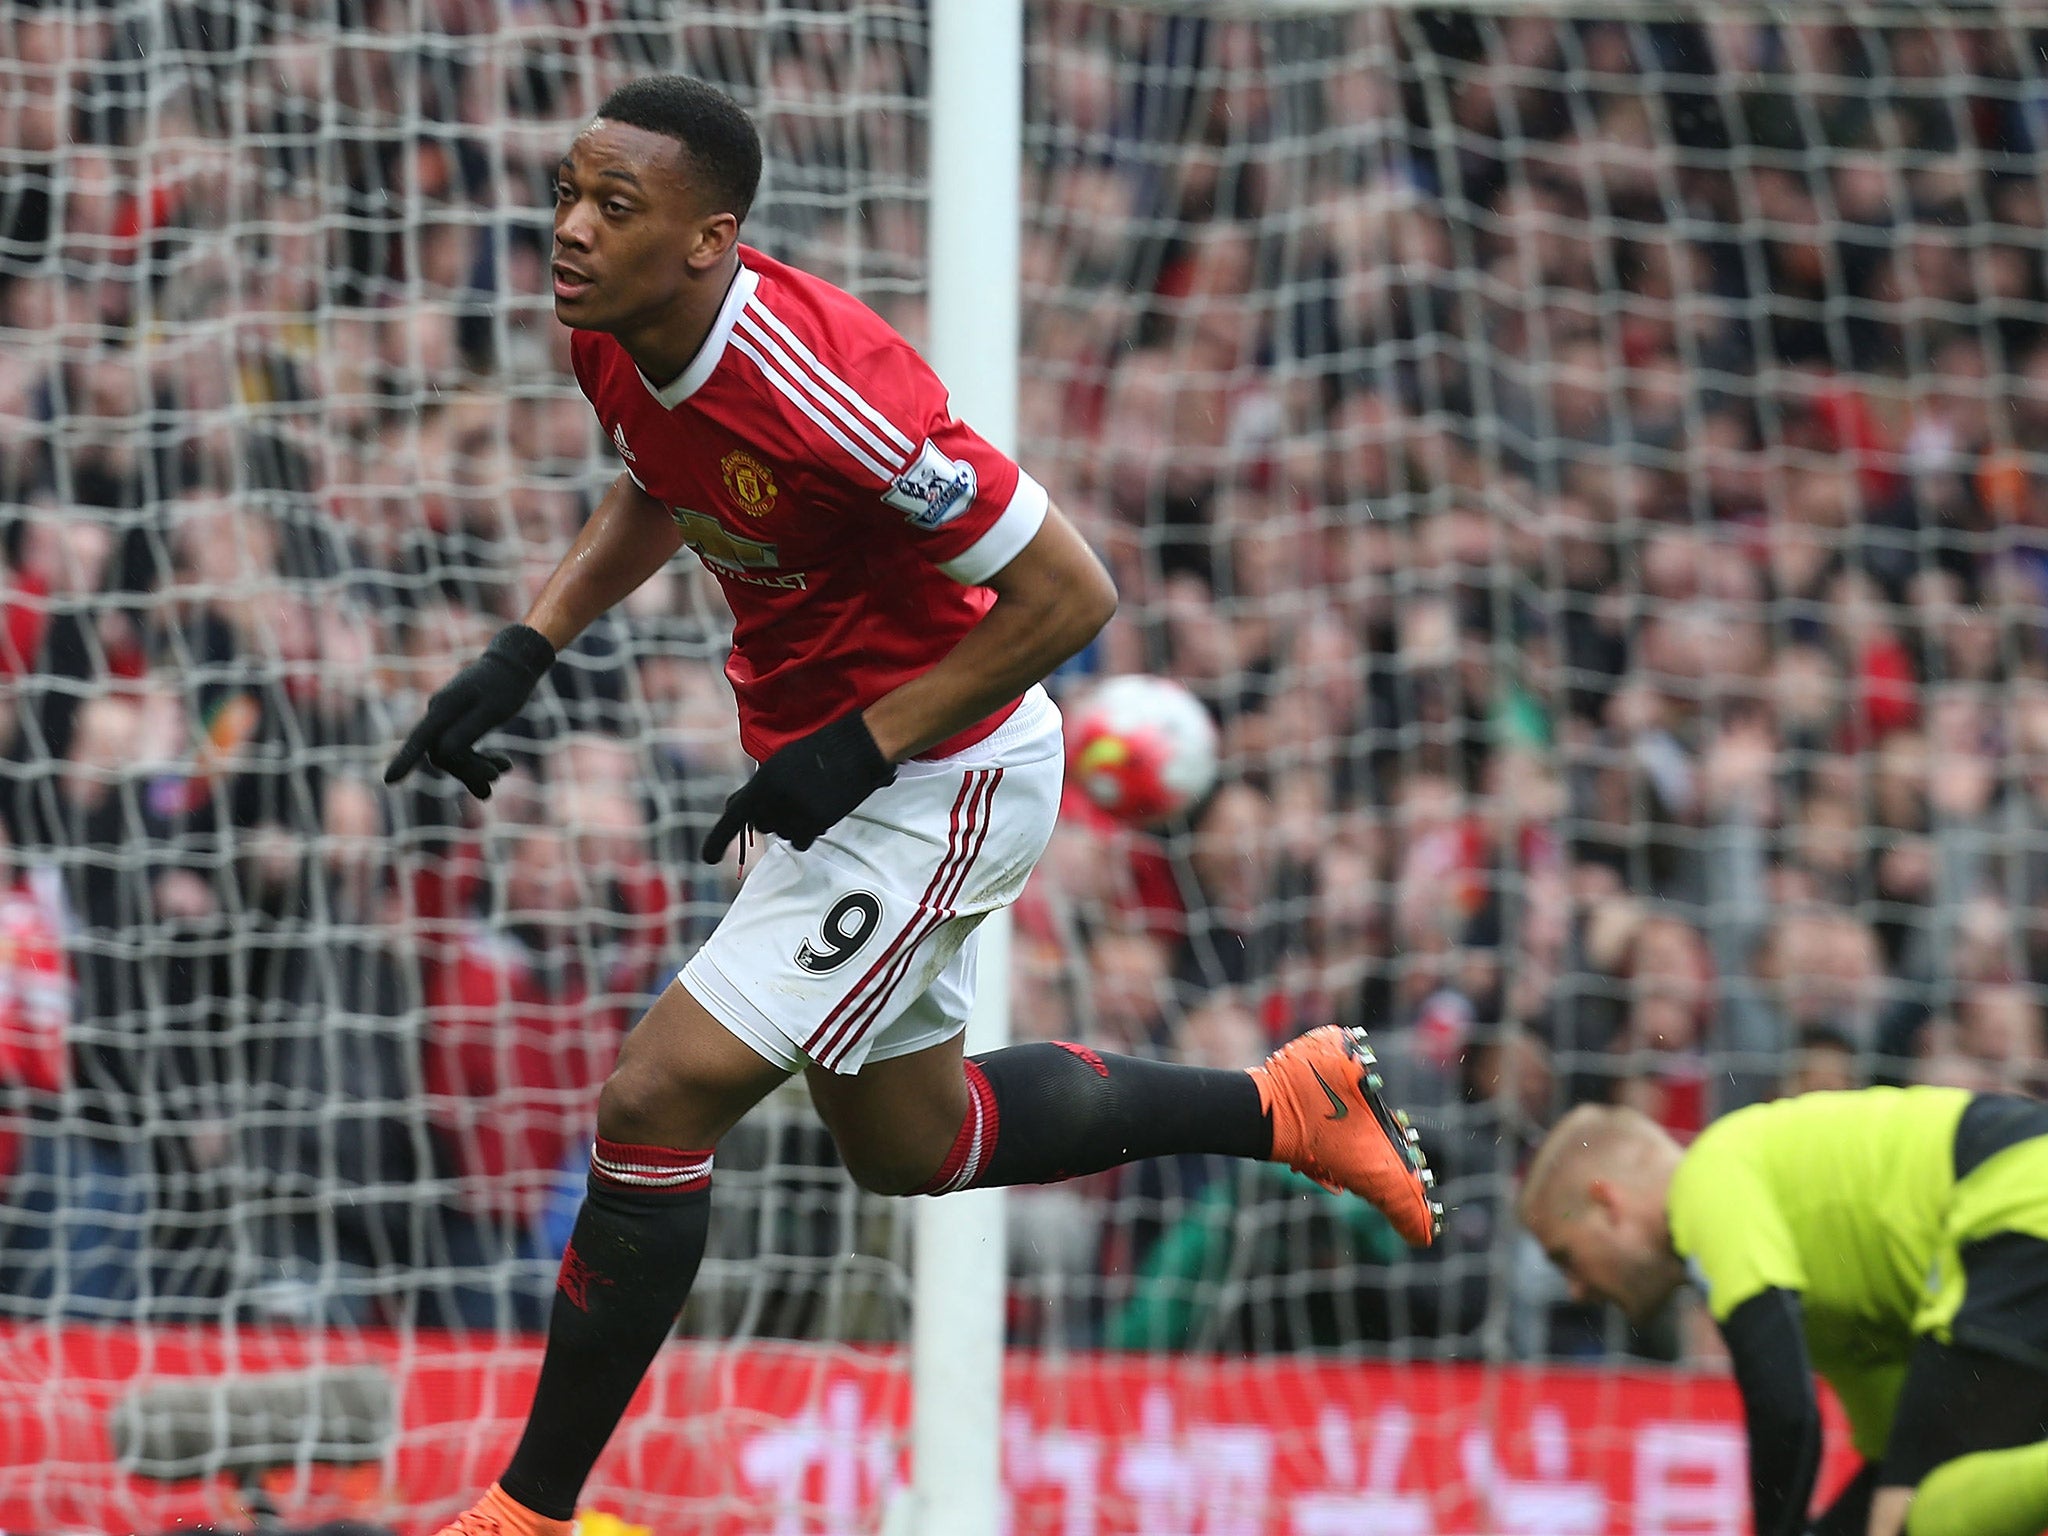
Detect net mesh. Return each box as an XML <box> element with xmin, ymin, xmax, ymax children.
<box><xmin>2</xmin><ymin>0</ymin><xmax>2046</xmax><ymax>1529</ymax></box>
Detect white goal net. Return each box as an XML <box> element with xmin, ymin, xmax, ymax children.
<box><xmin>2</xmin><ymin>0</ymin><xmax>2044</xmax><ymax>1530</ymax></box>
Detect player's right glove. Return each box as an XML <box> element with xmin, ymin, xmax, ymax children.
<box><xmin>701</xmin><ymin>710</ymin><xmax>897</xmax><ymax>861</ymax></box>
<box><xmin>383</xmin><ymin>623</ymin><xmax>556</xmax><ymax>799</ymax></box>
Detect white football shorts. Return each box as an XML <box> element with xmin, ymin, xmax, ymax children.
<box><xmin>681</xmin><ymin>685</ymin><xmax>1063</xmax><ymax>1075</ymax></box>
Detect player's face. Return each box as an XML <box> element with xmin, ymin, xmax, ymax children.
<box><xmin>551</xmin><ymin>120</ymin><xmax>731</xmax><ymax>333</ymax></box>
<box><xmin>1539</xmin><ymin>1188</ymin><xmax>1683</xmax><ymax>1326</ymax></box>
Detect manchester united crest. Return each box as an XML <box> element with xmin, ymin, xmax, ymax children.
<box><xmin>720</xmin><ymin>449</ymin><xmax>779</xmax><ymax>516</ymax></box>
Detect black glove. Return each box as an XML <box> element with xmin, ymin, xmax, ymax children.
<box><xmin>383</xmin><ymin>623</ymin><xmax>555</xmax><ymax>799</ymax></box>
<box><xmin>701</xmin><ymin>710</ymin><xmax>896</xmax><ymax>861</ymax></box>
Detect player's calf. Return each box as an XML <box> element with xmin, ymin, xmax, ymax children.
<box><xmin>490</xmin><ymin>1137</ymin><xmax>715</xmax><ymax>1520</ymax></box>
<box><xmin>896</xmin><ymin>1031</ymin><xmax>1440</xmax><ymax>1247</ymax></box>
<box><xmin>426</xmin><ymin>1136</ymin><xmax>715</xmax><ymax>1536</ymax></box>
<box><xmin>923</xmin><ymin>1042</ymin><xmax>1271</xmax><ymax>1192</ymax></box>
<box><xmin>470</xmin><ymin>982</ymin><xmax>792</xmax><ymax>1527</ymax></box>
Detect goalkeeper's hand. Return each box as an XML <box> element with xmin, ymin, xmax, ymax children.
<box><xmin>383</xmin><ymin>623</ymin><xmax>556</xmax><ymax>799</ymax></box>
<box><xmin>701</xmin><ymin>710</ymin><xmax>896</xmax><ymax>862</ymax></box>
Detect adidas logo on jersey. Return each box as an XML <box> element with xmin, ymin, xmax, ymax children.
<box><xmin>612</xmin><ymin>423</ymin><xmax>637</xmax><ymax>462</ymax></box>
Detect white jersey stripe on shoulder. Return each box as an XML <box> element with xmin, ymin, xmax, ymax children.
<box><xmin>730</xmin><ymin>331</ymin><xmax>900</xmax><ymax>482</ymax></box>
<box><xmin>743</xmin><ymin>297</ymin><xmax>918</xmax><ymax>457</ymax></box>
<box><xmin>734</xmin><ymin>311</ymin><xmax>907</xmax><ymax>471</ymax></box>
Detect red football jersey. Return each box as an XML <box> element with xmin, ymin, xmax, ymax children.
<box><xmin>570</xmin><ymin>246</ymin><xmax>1049</xmax><ymax>760</ymax></box>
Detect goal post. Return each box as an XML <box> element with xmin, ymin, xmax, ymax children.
<box><xmin>908</xmin><ymin>9</ymin><xmax>1022</xmax><ymax>1536</ymax></box>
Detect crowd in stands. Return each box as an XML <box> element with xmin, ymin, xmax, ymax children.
<box><xmin>2</xmin><ymin>1</ymin><xmax>2047</xmax><ymax>1358</ymax></box>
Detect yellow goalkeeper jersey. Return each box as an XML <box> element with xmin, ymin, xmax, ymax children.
<box><xmin>1667</xmin><ymin>1087</ymin><xmax>1974</xmax><ymax>1455</ymax></box>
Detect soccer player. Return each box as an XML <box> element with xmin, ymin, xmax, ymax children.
<box><xmin>386</xmin><ymin>75</ymin><xmax>1442</xmax><ymax>1535</ymax></box>
<box><xmin>1519</xmin><ymin>1090</ymin><xmax>2048</xmax><ymax>1536</ymax></box>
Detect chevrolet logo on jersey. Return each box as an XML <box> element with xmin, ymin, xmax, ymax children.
<box><xmin>671</xmin><ymin>508</ymin><xmax>779</xmax><ymax>570</ymax></box>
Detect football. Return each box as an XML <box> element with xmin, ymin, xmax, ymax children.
<box><xmin>1066</xmin><ymin>673</ymin><xmax>1220</xmax><ymax>826</ymax></box>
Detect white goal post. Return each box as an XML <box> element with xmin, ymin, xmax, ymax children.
<box><xmin>908</xmin><ymin>9</ymin><xmax>1023</xmax><ymax>1536</ymax></box>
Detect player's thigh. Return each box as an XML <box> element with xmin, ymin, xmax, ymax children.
<box><xmin>806</xmin><ymin>1029</ymin><xmax>970</xmax><ymax>1196</ymax></box>
<box><xmin>685</xmin><ymin>716</ymin><xmax>1061</xmax><ymax>1081</ymax></box>
<box><xmin>682</xmin><ymin>804</ymin><xmax>982</xmax><ymax>1082</ymax></box>
<box><xmin>1876</xmin><ymin>1337</ymin><xmax>2048</xmax><ymax>1491</ymax></box>
<box><xmin>600</xmin><ymin>975</ymin><xmax>794</xmax><ymax>1148</ymax></box>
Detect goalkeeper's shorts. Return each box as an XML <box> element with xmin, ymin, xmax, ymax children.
<box><xmin>681</xmin><ymin>685</ymin><xmax>1063</xmax><ymax>1076</ymax></box>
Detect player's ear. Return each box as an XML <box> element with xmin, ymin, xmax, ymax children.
<box><xmin>686</xmin><ymin>211</ymin><xmax>741</xmax><ymax>271</ymax></box>
<box><xmin>1586</xmin><ymin>1176</ymin><xmax>1622</xmax><ymax>1223</ymax></box>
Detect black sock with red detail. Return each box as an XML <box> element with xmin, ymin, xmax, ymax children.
<box><xmin>498</xmin><ymin>1140</ymin><xmax>714</xmax><ymax>1520</ymax></box>
<box><xmin>914</xmin><ymin>1041</ymin><xmax>1273</xmax><ymax>1193</ymax></box>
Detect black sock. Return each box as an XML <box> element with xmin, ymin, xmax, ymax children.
<box><xmin>499</xmin><ymin>1140</ymin><xmax>714</xmax><ymax>1520</ymax></box>
<box><xmin>915</xmin><ymin>1041</ymin><xmax>1272</xmax><ymax>1193</ymax></box>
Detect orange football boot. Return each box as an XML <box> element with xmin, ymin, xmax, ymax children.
<box><xmin>1252</xmin><ymin>1025</ymin><xmax>1443</xmax><ymax>1246</ymax></box>
<box><xmin>431</xmin><ymin>1485</ymin><xmax>574</xmax><ymax>1536</ymax></box>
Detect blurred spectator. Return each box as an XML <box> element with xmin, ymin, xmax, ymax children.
<box><xmin>0</xmin><ymin>819</ymin><xmax>70</xmax><ymax>1200</ymax></box>
<box><xmin>1778</xmin><ymin>1024</ymin><xmax>1863</xmax><ymax>1098</ymax></box>
<box><xmin>420</xmin><ymin>821</ymin><xmax>631</xmax><ymax>1326</ymax></box>
<box><xmin>1608</xmin><ymin>915</ymin><xmax>1716</xmax><ymax>1140</ymax></box>
<box><xmin>1174</xmin><ymin>779</ymin><xmax>1280</xmax><ymax>997</ymax></box>
<box><xmin>1081</xmin><ymin>929</ymin><xmax>1175</xmax><ymax>1057</ymax></box>
<box><xmin>236</xmin><ymin>776</ymin><xmax>428</xmax><ymax>1324</ymax></box>
<box><xmin>1</xmin><ymin>688</ymin><xmax>231</xmax><ymax>1315</ymax></box>
<box><xmin>1955</xmin><ymin>982</ymin><xmax>2048</xmax><ymax>1095</ymax></box>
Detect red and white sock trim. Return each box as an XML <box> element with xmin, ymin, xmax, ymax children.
<box><xmin>915</xmin><ymin>1059</ymin><xmax>1001</xmax><ymax>1196</ymax></box>
<box><xmin>590</xmin><ymin>1138</ymin><xmax>714</xmax><ymax>1194</ymax></box>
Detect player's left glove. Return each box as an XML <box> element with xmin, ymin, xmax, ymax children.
<box><xmin>701</xmin><ymin>710</ymin><xmax>897</xmax><ymax>862</ymax></box>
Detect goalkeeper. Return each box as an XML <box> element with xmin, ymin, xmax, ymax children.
<box><xmin>1520</xmin><ymin>1089</ymin><xmax>2048</xmax><ymax>1536</ymax></box>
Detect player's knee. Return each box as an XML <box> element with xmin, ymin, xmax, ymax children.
<box><xmin>596</xmin><ymin>1059</ymin><xmax>683</xmax><ymax>1146</ymax></box>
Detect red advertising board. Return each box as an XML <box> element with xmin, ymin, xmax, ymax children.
<box><xmin>0</xmin><ymin>1327</ymin><xmax>1852</xmax><ymax>1534</ymax></box>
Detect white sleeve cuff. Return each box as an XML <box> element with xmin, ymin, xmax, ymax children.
<box><xmin>625</xmin><ymin>464</ymin><xmax>649</xmax><ymax>493</ymax></box>
<box><xmin>937</xmin><ymin>471</ymin><xmax>1050</xmax><ymax>585</ymax></box>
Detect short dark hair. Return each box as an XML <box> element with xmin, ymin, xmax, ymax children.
<box><xmin>596</xmin><ymin>75</ymin><xmax>762</xmax><ymax>224</ymax></box>
<box><xmin>1795</xmin><ymin>1023</ymin><xmax>1857</xmax><ymax>1056</ymax></box>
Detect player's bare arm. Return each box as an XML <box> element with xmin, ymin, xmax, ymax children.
<box><xmin>521</xmin><ymin>472</ymin><xmax>684</xmax><ymax>650</ymax></box>
<box><xmin>861</xmin><ymin>502</ymin><xmax>1115</xmax><ymax>764</ymax></box>
<box><xmin>382</xmin><ymin>471</ymin><xmax>679</xmax><ymax>797</ymax></box>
